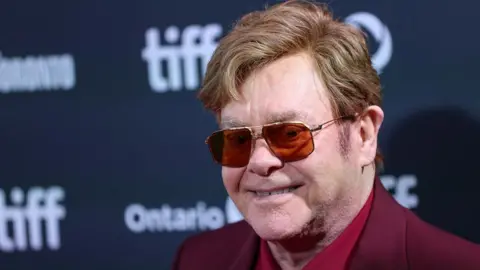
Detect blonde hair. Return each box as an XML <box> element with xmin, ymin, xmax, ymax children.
<box><xmin>198</xmin><ymin>0</ymin><xmax>384</xmax><ymax>170</ymax></box>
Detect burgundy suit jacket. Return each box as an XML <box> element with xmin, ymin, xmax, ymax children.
<box><xmin>172</xmin><ymin>178</ymin><xmax>480</xmax><ymax>270</ymax></box>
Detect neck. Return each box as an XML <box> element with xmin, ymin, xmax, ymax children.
<box><xmin>267</xmin><ymin>166</ymin><xmax>375</xmax><ymax>270</ymax></box>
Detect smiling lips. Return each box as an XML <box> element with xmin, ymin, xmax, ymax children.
<box><xmin>252</xmin><ymin>185</ymin><xmax>302</xmax><ymax>197</ymax></box>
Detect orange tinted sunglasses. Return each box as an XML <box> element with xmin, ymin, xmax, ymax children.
<box><xmin>205</xmin><ymin>115</ymin><xmax>354</xmax><ymax>167</ymax></box>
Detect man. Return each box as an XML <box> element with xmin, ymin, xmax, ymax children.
<box><xmin>172</xmin><ymin>1</ymin><xmax>480</xmax><ymax>269</ymax></box>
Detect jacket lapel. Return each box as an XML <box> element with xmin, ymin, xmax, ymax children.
<box><xmin>348</xmin><ymin>177</ymin><xmax>409</xmax><ymax>270</ymax></box>
<box><xmin>229</xmin><ymin>226</ymin><xmax>260</xmax><ymax>270</ymax></box>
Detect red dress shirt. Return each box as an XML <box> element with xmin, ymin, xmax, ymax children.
<box><xmin>255</xmin><ymin>189</ymin><xmax>374</xmax><ymax>270</ymax></box>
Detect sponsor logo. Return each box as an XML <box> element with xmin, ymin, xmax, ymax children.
<box><xmin>0</xmin><ymin>52</ymin><xmax>76</xmax><ymax>94</ymax></box>
<box><xmin>0</xmin><ymin>186</ymin><xmax>66</xmax><ymax>252</ymax></box>
<box><xmin>381</xmin><ymin>174</ymin><xmax>419</xmax><ymax>209</ymax></box>
<box><xmin>125</xmin><ymin>202</ymin><xmax>225</xmax><ymax>233</ymax></box>
<box><xmin>142</xmin><ymin>24</ymin><xmax>222</xmax><ymax>93</ymax></box>
<box><xmin>142</xmin><ymin>12</ymin><xmax>392</xmax><ymax>93</ymax></box>
<box><xmin>345</xmin><ymin>12</ymin><xmax>393</xmax><ymax>74</ymax></box>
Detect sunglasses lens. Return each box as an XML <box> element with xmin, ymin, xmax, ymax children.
<box><xmin>207</xmin><ymin>128</ymin><xmax>252</xmax><ymax>167</ymax></box>
<box><xmin>263</xmin><ymin>123</ymin><xmax>314</xmax><ymax>162</ymax></box>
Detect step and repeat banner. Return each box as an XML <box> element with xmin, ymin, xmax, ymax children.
<box><xmin>1</xmin><ymin>0</ymin><xmax>479</xmax><ymax>269</ymax></box>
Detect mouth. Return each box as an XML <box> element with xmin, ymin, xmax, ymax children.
<box><xmin>253</xmin><ymin>185</ymin><xmax>302</xmax><ymax>197</ymax></box>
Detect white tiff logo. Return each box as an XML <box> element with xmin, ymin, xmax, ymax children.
<box><xmin>0</xmin><ymin>51</ymin><xmax>76</xmax><ymax>93</ymax></box>
<box><xmin>0</xmin><ymin>186</ymin><xmax>66</xmax><ymax>252</ymax></box>
<box><xmin>142</xmin><ymin>13</ymin><xmax>392</xmax><ymax>93</ymax></box>
<box><xmin>141</xmin><ymin>24</ymin><xmax>222</xmax><ymax>93</ymax></box>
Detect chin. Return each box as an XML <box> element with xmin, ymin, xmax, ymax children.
<box><xmin>246</xmin><ymin>212</ymin><xmax>310</xmax><ymax>241</ymax></box>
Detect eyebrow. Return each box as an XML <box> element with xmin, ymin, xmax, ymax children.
<box><xmin>265</xmin><ymin>110</ymin><xmax>308</xmax><ymax>123</ymax></box>
<box><xmin>220</xmin><ymin>110</ymin><xmax>308</xmax><ymax>129</ymax></box>
<box><xmin>219</xmin><ymin>117</ymin><xmax>248</xmax><ymax>129</ymax></box>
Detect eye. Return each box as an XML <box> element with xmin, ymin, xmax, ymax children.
<box><xmin>285</xmin><ymin>129</ymin><xmax>298</xmax><ymax>138</ymax></box>
<box><xmin>235</xmin><ymin>134</ymin><xmax>248</xmax><ymax>144</ymax></box>
<box><xmin>281</xmin><ymin>125</ymin><xmax>303</xmax><ymax>140</ymax></box>
<box><xmin>224</xmin><ymin>129</ymin><xmax>251</xmax><ymax>146</ymax></box>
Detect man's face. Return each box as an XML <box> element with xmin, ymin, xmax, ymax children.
<box><xmin>220</xmin><ymin>53</ymin><xmax>362</xmax><ymax>240</ymax></box>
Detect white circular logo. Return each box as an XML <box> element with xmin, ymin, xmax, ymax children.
<box><xmin>225</xmin><ymin>196</ymin><xmax>244</xmax><ymax>224</ymax></box>
<box><xmin>345</xmin><ymin>12</ymin><xmax>393</xmax><ymax>74</ymax></box>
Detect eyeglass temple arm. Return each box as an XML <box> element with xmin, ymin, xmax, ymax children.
<box><xmin>310</xmin><ymin>114</ymin><xmax>357</xmax><ymax>132</ymax></box>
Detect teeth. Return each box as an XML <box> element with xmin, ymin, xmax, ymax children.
<box><xmin>256</xmin><ymin>187</ymin><xmax>297</xmax><ymax>197</ymax></box>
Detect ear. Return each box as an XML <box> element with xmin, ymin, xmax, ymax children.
<box><xmin>358</xmin><ymin>105</ymin><xmax>384</xmax><ymax>167</ymax></box>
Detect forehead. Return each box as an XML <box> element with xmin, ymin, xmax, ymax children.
<box><xmin>220</xmin><ymin>53</ymin><xmax>331</xmax><ymax>128</ymax></box>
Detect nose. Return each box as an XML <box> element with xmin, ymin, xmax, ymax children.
<box><xmin>247</xmin><ymin>139</ymin><xmax>283</xmax><ymax>176</ymax></box>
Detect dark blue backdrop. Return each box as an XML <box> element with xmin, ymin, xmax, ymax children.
<box><xmin>0</xmin><ymin>0</ymin><xmax>479</xmax><ymax>269</ymax></box>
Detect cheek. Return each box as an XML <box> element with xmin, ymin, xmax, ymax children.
<box><xmin>311</xmin><ymin>129</ymin><xmax>345</xmax><ymax>167</ymax></box>
<box><xmin>297</xmin><ymin>133</ymin><xmax>348</xmax><ymax>197</ymax></box>
<box><xmin>221</xmin><ymin>167</ymin><xmax>245</xmax><ymax>194</ymax></box>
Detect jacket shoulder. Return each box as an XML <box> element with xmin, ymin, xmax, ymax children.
<box><xmin>405</xmin><ymin>210</ymin><xmax>480</xmax><ymax>270</ymax></box>
<box><xmin>172</xmin><ymin>221</ymin><xmax>255</xmax><ymax>270</ymax></box>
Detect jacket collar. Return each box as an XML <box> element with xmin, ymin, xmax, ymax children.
<box><xmin>348</xmin><ymin>177</ymin><xmax>408</xmax><ymax>269</ymax></box>
<box><xmin>229</xmin><ymin>177</ymin><xmax>408</xmax><ymax>270</ymax></box>
<box><xmin>229</xmin><ymin>225</ymin><xmax>259</xmax><ymax>270</ymax></box>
